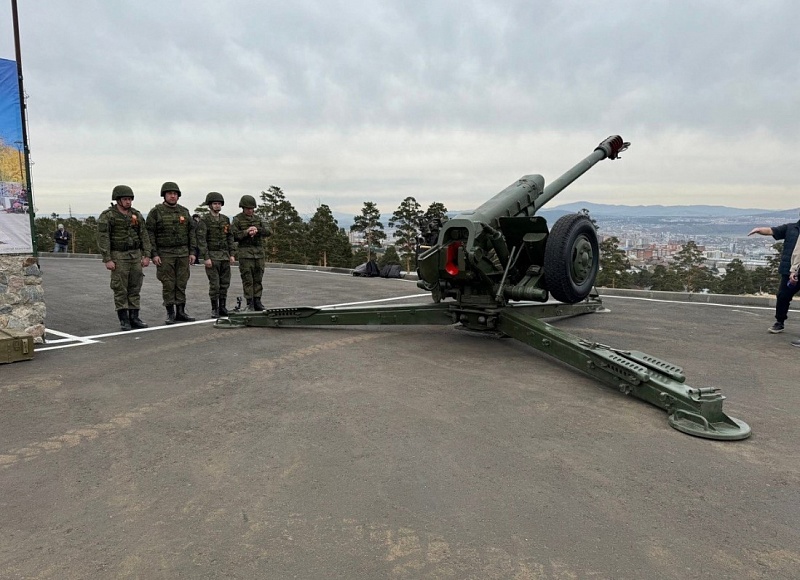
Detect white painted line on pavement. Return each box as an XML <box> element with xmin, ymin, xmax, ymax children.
<box><xmin>316</xmin><ymin>294</ymin><xmax>432</xmax><ymax>308</ymax></box>
<box><xmin>600</xmin><ymin>294</ymin><xmax>776</xmax><ymax>311</ymax></box>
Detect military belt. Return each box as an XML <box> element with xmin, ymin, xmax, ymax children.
<box><xmin>111</xmin><ymin>242</ymin><xmax>141</xmax><ymax>251</ymax></box>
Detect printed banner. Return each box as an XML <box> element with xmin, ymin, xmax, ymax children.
<box><xmin>0</xmin><ymin>57</ymin><xmax>33</xmax><ymax>254</ymax></box>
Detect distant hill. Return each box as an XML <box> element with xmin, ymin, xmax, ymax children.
<box><xmin>539</xmin><ymin>202</ymin><xmax>800</xmax><ymax>219</ymax></box>
<box><xmin>41</xmin><ymin>203</ymin><xmax>800</xmax><ymax>229</ymax></box>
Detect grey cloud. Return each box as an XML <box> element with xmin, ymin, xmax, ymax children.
<box><xmin>2</xmin><ymin>0</ymin><xmax>798</xmax><ymax>214</ymax></box>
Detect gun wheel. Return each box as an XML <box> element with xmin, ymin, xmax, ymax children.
<box><xmin>543</xmin><ymin>213</ymin><xmax>599</xmax><ymax>304</ymax></box>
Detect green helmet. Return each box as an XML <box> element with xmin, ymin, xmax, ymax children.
<box><xmin>204</xmin><ymin>191</ymin><xmax>225</xmax><ymax>206</ymax></box>
<box><xmin>112</xmin><ymin>185</ymin><xmax>134</xmax><ymax>200</ymax></box>
<box><xmin>239</xmin><ymin>195</ymin><xmax>257</xmax><ymax>209</ymax></box>
<box><xmin>160</xmin><ymin>181</ymin><xmax>181</xmax><ymax>197</ymax></box>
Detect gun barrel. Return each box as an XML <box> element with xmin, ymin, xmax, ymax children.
<box><xmin>533</xmin><ymin>135</ymin><xmax>629</xmax><ymax>213</ymax></box>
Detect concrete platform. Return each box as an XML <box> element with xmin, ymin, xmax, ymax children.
<box><xmin>1</xmin><ymin>256</ymin><xmax>799</xmax><ymax>579</ymax></box>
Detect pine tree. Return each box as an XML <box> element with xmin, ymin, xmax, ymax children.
<box><xmin>597</xmin><ymin>236</ymin><xmax>630</xmax><ymax>288</ymax></box>
<box><xmin>379</xmin><ymin>246</ymin><xmax>401</xmax><ymax>268</ymax></box>
<box><xmin>750</xmin><ymin>266</ymin><xmax>772</xmax><ymax>294</ymax></box>
<box><xmin>765</xmin><ymin>242</ymin><xmax>783</xmax><ymax>290</ymax></box>
<box><xmin>350</xmin><ymin>201</ymin><xmax>386</xmax><ymax>262</ymax></box>
<box><xmin>307</xmin><ymin>204</ymin><xmax>352</xmax><ymax>267</ymax></box>
<box><xmin>422</xmin><ymin>202</ymin><xmax>449</xmax><ymax>225</ymax></box>
<box><xmin>388</xmin><ymin>197</ymin><xmax>423</xmax><ymax>272</ymax></box>
<box><xmin>719</xmin><ymin>258</ymin><xmax>754</xmax><ymax>294</ymax></box>
<box><xmin>257</xmin><ymin>186</ymin><xmax>308</xmax><ymax>264</ymax></box>
<box><xmin>650</xmin><ymin>264</ymin><xmax>685</xmax><ymax>291</ymax></box>
<box><xmin>673</xmin><ymin>241</ymin><xmax>708</xmax><ymax>291</ymax></box>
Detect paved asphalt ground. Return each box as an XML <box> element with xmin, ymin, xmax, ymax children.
<box><xmin>1</xmin><ymin>256</ymin><xmax>799</xmax><ymax>579</ymax></box>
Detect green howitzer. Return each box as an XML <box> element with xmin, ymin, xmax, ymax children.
<box><xmin>217</xmin><ymin>136</ymin><xmax>751</xmax><ymax>441</ymax></box>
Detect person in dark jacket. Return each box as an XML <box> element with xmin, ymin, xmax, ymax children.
<box><xmin>748</xmin><ymin>220</ymin><xmax>800</xmax><ymax>333</ymax></box>
<box><xmin>53</xmin><ymin>224</ymin><xmax>70</xmax><ymax>252</ymax></box>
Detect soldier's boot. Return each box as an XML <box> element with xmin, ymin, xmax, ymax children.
<box><xmin>217</xmin><ymin>296</ymin><xmax>229</xmax><ymax>317</ymax></box>
<box><xmin>117</xmin><ymin>309</ymin><xmax>132</xmax><ymax>331</ymax></box>
<box><xmin>165</xmin><ymin>304</ymin><xmax>176</xmax><ymax>325</ymax></box>
<box><xmin>210</xmin><ymin>298</ymin><xmax>219</xmax><ymax>319</ymax></box>
<box><xmin>175</xmin><ymin>303</ymin><xmax>196</xmax><ymax>322</ymax></box>
<box><xmin>253</xmin><ymin>297</ymin><xmax>265</xmax><ymax>311</ymax></box>
<box><xmin>129</xmin><ymin>309</ymin><xmax>148</xmax><ymax>329</ymax></box>
<box><xmin>245</xmin><ymin>298</ymin><xmax>254</xmax><ymax>311</ymax></box>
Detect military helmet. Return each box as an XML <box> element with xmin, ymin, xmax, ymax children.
<box><xmin>112</xmin><ymin>184</ymin><xmax>134</xmax><ymax>200</ymax></box>
<box><xmin>160</xmin><ymin>181</ymin><xmax>181</xmax><ymax>197</ymax></box>
<box><xmin>204</xmin><ymin>191</ymin><xmax>225</xmax><ymax>206</ymax></box>
<box><xmin>239</xmin><ymin>195</ymin><xmax>257</xmax><ymax>209</ymax></box>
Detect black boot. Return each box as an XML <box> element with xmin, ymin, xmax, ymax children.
<box><xmin>217</xmin><ymin>296</ymin><xmax>228</xmax><ymax>317</ymax></box>
<box><xmin>246</xmin><ymin>298</ymin><xmax>254</xmax><ymax>311</ymax></box>
<box><xmin>129</xmin><ymin>309</ymin><xmax>148</xmax><ymax>329</ymax></box>
<box><xmin>253</xmin><ymin>297</ymin><xmax>265</xmax><ymax>311</ymax></box>
<box><xmin>117</xmin><ymin>309</ymin><xmax>132</xmax><ymax>331</ymax></box>
<box><xmin>175</xmin><ymin>303</ymin><xmax>196</xmax><ymax>322</ymax></box>
<box><xmin>165</xmin><ymin>304</ymin><xmax>176</xmax><ymax>325</ymax></box>
<box><xmin>210</xmin><ymin>298</ymin><xmax>219</xmax><ymax>319</ymax></box>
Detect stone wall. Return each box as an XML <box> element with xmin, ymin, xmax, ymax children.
<box><xmin>0</xmin><ymin>255</ymin><xmax>46</xmax><ymax>342</ymax></box>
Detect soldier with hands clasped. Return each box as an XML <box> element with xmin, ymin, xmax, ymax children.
<box><xmin>231</xmin><ymin>195</ymin><xmax>272</xmax><ymax>311</ymax></box>
<box><xmin>97</xmin><ymin>185</ymin><xmax>152</xmax><ymax>331</ymax></box>
<box><xmin>146</xmin><ymin>181</ymin><xmax>198</xmax><ymax>324</ymax></box>
<box><xmin>196</xmin><ymin>192</ymin><xmax>236</xmax><ymax>318</ymax></box>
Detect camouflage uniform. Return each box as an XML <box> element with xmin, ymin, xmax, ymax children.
<box><xmin>197</xmin><ymin>211</ymin><xmax>235</xmax><ymax>311</ymax></box>
<box><xmin>98</xmin><ymin>204</ymin><xmax>150</xmax><ymax>310</ymax></box>
<box><xmin>232</xmin><ymin>200</ymin><xmax>272</xmax><ymax>310</ymax></box>
<box><xmin>146</xmin><ymin>182</ymin><xmax>197</xmax><ymax>323</ymax></box>
<box><xmin>97</xmin><ymin>185</ymin><xmax>152</xmax><ymax>331</ymax></box>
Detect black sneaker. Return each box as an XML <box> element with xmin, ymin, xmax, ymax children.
<box><xmin>792</xmin><ymin>337</ymin><xmax>800</xmax><ymax>347</ymax></box>
<box><xmin>769</xmin><ymin>322</ymin><xmax>784</xmax><ymax>334</ymax></box>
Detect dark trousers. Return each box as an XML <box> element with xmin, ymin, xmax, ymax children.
<box><xmin>775</xmin><ymin>274</ymin><xmax>800</xmax><ymax>322</ymax></box>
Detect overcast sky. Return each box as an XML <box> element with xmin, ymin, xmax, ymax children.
<box><xmin>1</xmin><ymin>1</ymin><xmax>798</xmax><ymax>218</ymax></box>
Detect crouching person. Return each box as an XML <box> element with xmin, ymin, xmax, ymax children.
<box><xmin>97</xmin><ymin>185</ymin><xmax>151</xmax><ymax>331</ymax></box>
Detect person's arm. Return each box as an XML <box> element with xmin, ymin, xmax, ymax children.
<box><xmin>145</xmin><ymin>208</ymin><xmax>161</xmax><ymax>264</ymax></box>
<box><xmin>96</xmin><ymin>212</ymin><xmax>114</xmax><ymax>270</ymax></box>
<box><xmin>188</xmin><ymin>212</ymin><xmax>198</xmax><ymax>260</ymax></box>
<box><xmin>747</xmin><ymin>226</ymin><xmax>773</xmax><ymax>236</ymax></box>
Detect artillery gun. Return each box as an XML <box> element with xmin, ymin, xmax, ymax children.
<box><xmin>217</xmin><ymin>136</ymin><xmax>751</xmax><ymax>441</ymax></box>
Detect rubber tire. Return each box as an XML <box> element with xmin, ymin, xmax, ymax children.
<box><xmin>543</xmin><ymin>213</ymin><xmax>599</xmax><ymax>304</ymax></box>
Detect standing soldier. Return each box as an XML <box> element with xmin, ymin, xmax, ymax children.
<box><xmin>97</xmin><ymin>185</ymin><xmax>152</xmax><ymax>331</ymax></box>
<box><xmin>232</xmin><ymin>194</ymin><xmax>272</xmax><ymax>311</ymax></box>
<box><xmin>196</xmin><ymin>191</ymin><xmax>236</xmax><ymax>317</ymax></box>
<box><xmin>146</xmin><ymin>181</ymin><xmax>197</xmax><ymax>324</ymax></box>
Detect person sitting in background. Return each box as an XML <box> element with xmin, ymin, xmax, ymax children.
<box><xmin>53</xmin><ymin>224</ymin><xmax>70</xmax><ymax>252</ymax></box>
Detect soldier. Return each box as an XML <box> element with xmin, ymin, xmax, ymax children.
<box><xmin>231</xmin><ymin>195</ymin><xmax>272</xmax><ymax>311</ymax></box>
<box><xmin>196</xmin><ymin>191</ymin><xmax>236</xmax><ymax>317</ymax></box>
<box><xmin>97</xmin><ymin>185</ymin><xmax>152</xmax><ymax>331</ymax></box>
<box><xmin>146</xmin><ymin>181</ymin><xmax>198</xmax><ymax>324</ymax></box>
